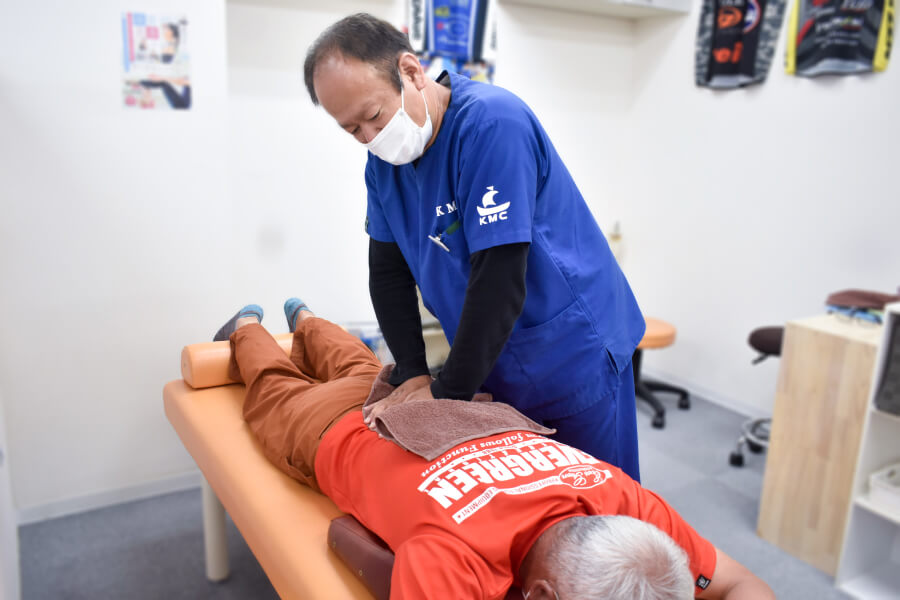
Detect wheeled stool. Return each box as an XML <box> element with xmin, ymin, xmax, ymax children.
<box><xmin>634</xmin><ymin>317</ymin><xmax>690</xmax><ymax>429</ymax></box>
<box><xmin>729</xmin><ymin>326</ymin><xmax>783</xmax><ymax>467</ymax></box>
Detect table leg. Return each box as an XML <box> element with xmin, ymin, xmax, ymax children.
<box><xmin>202</xmin><ymin>477</ymin><xmax>230</xmax><ymax>582</ymax></box>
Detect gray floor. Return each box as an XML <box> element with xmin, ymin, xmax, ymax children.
<box><xmin>20</xmin><ymin>394</ymin><xmax>850</xmax><ymax>599</ymax></box>
<box><xmin>634</xmin><ymin>395</ymin><xmax>850</xmax><ymax>600</ymax></box>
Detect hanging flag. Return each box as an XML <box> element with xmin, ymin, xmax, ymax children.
<box><xmin>696</xmin><ymin>0</ymin><xmax>789</xmax><ymax>88</ymax></box>
<box><xmin>785</xmin><ymin>0</ymin><xmax>894</xmax><ymax>76</ymax></box>
<box><xmin>405</xmin><ymin>0</ymin><xmax>497</xmax><ymax>83</ymax></box>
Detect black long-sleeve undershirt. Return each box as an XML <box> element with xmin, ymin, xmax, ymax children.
<box><xmin>368</xmin><ymin>239</ymin><xmax>529</xmax><ymax>400</ymax></box>
<box><xmin>368</xmin><ymin>239</ymin><xmax>430</xmax><ymax>385</ymax></box>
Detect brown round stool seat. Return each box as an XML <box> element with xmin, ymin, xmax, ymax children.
<box><xmin>637</xmin><ymin>318</ymin><xmax>676</xmax><ymax>350</ymax></box>
<box><xmin>748</xmin><ymin>326</ymin><xmax>783</xmax><ymax>357</ymax></box>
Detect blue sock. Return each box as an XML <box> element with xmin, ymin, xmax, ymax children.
<box><xmin>213</xmin><ymin>304</ymin><xmax>264</xmax><ymax>342</ymax></box>
<box><xmin>284</xmin><ymin>298</ymin><xmax>311</xmax><ymax>333</ymax></box>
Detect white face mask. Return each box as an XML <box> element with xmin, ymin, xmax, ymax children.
<box><xmin>364</xmin><ymin>78</ymin><xmax>433</xmax><ymax>165</ymax></box>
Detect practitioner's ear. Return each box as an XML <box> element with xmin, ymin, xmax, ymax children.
<box><xmin>397</xmin><ymin>51</ymin><xmax>426</xmax><ymax>90</ymax></box>
<box><xmin>523</xmin><ymin>579</ymin><xmax>558</xmax><ymax>600</ymax></box>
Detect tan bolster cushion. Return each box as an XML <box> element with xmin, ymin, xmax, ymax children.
<box><xmin>180</xmin><ymin>333</ymin><xmax>293</xmax><ymax>389</ymax></box>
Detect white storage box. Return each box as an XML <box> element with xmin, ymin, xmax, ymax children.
<box><xmin>869</xmin><ymin>463</ymin><xmax>900</xmax><ymax>514</ymax></box>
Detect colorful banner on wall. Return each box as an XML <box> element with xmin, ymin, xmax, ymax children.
<box><xmin>405</xmin><ymin>0</ymin><xmax>497</xmax><ymax>83</ymax></box>
<box><xmin>695</xmin><ymin>0</ymin><xmax>789</xmax><ymax>88</ymax></box>
<box><xmin>785</xmin><ymin>0</ymin><xmax>894</xmax><ymax>76</ymax></box>
<box><xmin>121</xmin><ymin>12</ymin><xmax>191</xmax><ymax>110</ymax></box>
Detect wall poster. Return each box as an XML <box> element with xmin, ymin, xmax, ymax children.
<box><xmin>405</xmin><ymin>0</ymin><xmax>497</xmax><ymax>83</ymax></box>
<box><xmin>121</xmin><ymin>12</ymin><xmax>191</xmax><ymax>110</ymax></box>
<box><xmin>696</xmin><ymin>0</ymin><xmax>789</xmax><ymax>88</ymax></box>
<box><xmin>785</xmin><ymin>0</ymin><xmax>893</xmax><ymax>76</ymax></box>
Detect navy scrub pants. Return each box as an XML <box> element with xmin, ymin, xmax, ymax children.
<box><xmin>541</xmin><ymin>361</ymin><xmax>640</xmax><ymax>483</ymax></box>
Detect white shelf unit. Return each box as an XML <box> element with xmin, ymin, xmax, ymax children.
<box><xmin>836</xmin><ymin>302</ymin><xmax>900</xmax><ymax>599</ymax></box>
<box><xmin>499</xmin><ymin>0</ymin><xmax>690</xmax><ymax>19</ymax></box>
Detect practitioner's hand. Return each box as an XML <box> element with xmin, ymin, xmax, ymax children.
<box><xmin>363</xmin><ymin>374</ymin><xmax>432</xmax><ymax>431</ymax></box>
<box><xmin>403</xmin><ymin>385</ymin><xmax>435</xmax><ymax>403</ymax></box>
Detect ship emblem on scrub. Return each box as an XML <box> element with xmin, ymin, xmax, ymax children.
<box><xmin>477</xmin><ymin>186</ymin><xmax>510</xmax><ymax>225</ymax></box>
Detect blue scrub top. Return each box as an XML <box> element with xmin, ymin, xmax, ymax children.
<box><xmin>365</xmin><ymin>71</ymin><xmax>645</xmax><ymax>420</ymax></box>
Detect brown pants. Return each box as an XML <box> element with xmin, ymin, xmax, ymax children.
<box><xmin>228</xmin><ymin>318</ymin><xmax>382</xmax><ymax>490</ymax></box>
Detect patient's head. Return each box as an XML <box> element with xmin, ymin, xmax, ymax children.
<box><xmin>520</xmin><ymin>515</ymin><xmax>694</xmax><ymax>600</ymax></box>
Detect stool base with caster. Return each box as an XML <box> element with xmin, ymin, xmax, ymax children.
<box><xmin>633</xmin><ymin>343</ymin><xmax>691</xmax><ymax>430</ymax></box>
<box><xmin>729</xmin><ymin>418</ymin><xmax>770</xmax><ymax>467</ymax></box>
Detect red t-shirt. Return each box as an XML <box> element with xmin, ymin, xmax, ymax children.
<box><xmin>317</xmin><ymin>412</ymin><xmax>717</xmax><ymax>599</ymax></box>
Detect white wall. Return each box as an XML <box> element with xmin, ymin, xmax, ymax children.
<box><xmin>622</xmin><ymin>5</ymin><xmax>900</xmax><ymax>416</ymax></box>
<box><xmin>223</xmin><ymin>0</ymin><xmax>634</xmax><ymax>321</ymax></box>
<box><xmin>0</xmin><ymin>0</ymin><xmax>896</xmax><ymax>518</ymax></box>
<box><xmin>0</xmin><ymin>0</ymin><xmax>231</xmax><ymax>519</ymax></box>
<box><xmin>494</xmin><ymin>5</ymin><xmax>634</xmax><ymax>220</ymax></box>
<box><xmin>0</xmin><ymin>394</ymin><xmax>20</xmax><ymax>600</ymax></box>
<box><xmin>223</xmin><ymin>0</ymin><xmax>900</xmax><ymax>420</ymax></box>
<box><xmin>224</xmin><ymin>0</ymin><xmax>400</xmax><ymax>325</ymax></box>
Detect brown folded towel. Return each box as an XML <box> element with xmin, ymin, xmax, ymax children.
<box><xmin>364</xmin><ymin>365</ymin><xmax>555</xmax><ymax>460</ymax></box>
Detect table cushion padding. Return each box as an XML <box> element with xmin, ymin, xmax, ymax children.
<box><xmin>329</xmin><ymin>516</ymin><xmax>394</xmax><ymax>600</ymax></box>
<box><xmin>163</xmin><ymin>379</ymin><xmax>371</xmax><ymax>599</ymax></box>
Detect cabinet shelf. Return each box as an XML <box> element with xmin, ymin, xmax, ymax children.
<box><xmin>854</xmin><ymin>494</ymin><xmax>900</xmax><ymax>528</ymax></box>
<box><xmin>839</xmin><ymin>561</ymin><xmax>900</xmax><ymax>599</ymax></box>
<box><xmin>499</xmin><ymin>0</ymin><xmax>690</xmax><ymax>19</ymax></box>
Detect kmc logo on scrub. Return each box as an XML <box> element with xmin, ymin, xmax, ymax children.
<box><xmin>477</xmin><ymin>185</ymin><xmax>510</xmax><ymax>225</ymax></box>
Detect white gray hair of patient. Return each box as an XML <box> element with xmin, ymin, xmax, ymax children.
<box><xmin>547</xmin><ymin>515</ymin><xmax>695</xmax><ymax>600</ymax></box>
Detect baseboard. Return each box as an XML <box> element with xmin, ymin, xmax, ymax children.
<box><xmin>641</xmin><ymin>367</ymin><xmax>769</xmax><ymax>420</ymax></box>
<box><xmin>17</xmin><ymin>470</ymin><xmax>203</xmax><ymax>526</ymax></box>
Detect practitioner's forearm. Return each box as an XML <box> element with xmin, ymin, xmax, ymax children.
<box><xmin>368</xmin><ymin>238</ymin><xmax>430</xmax><ymax>384</ymax></box>
<box><xmin>431</xmin><ymin>242</ymin><xmax>528</xmax><ymax>400</ymax></box>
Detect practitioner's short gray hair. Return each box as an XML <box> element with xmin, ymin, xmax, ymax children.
<box><xmin>547</xmin><ymin>515</ymin><xmax>694</xmax><ymax>600</ymax></box>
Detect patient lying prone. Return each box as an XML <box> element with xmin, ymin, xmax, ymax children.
<box><xmin>214</xmin><ymin>300</ymin><xmax>775</xmax><ymax>600</ymax></box>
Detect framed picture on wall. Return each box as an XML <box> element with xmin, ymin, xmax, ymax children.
<box><xmin>121</xmin><ymin>12</ymin><xmax>191</xmax><ymax>110</ymax></box>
